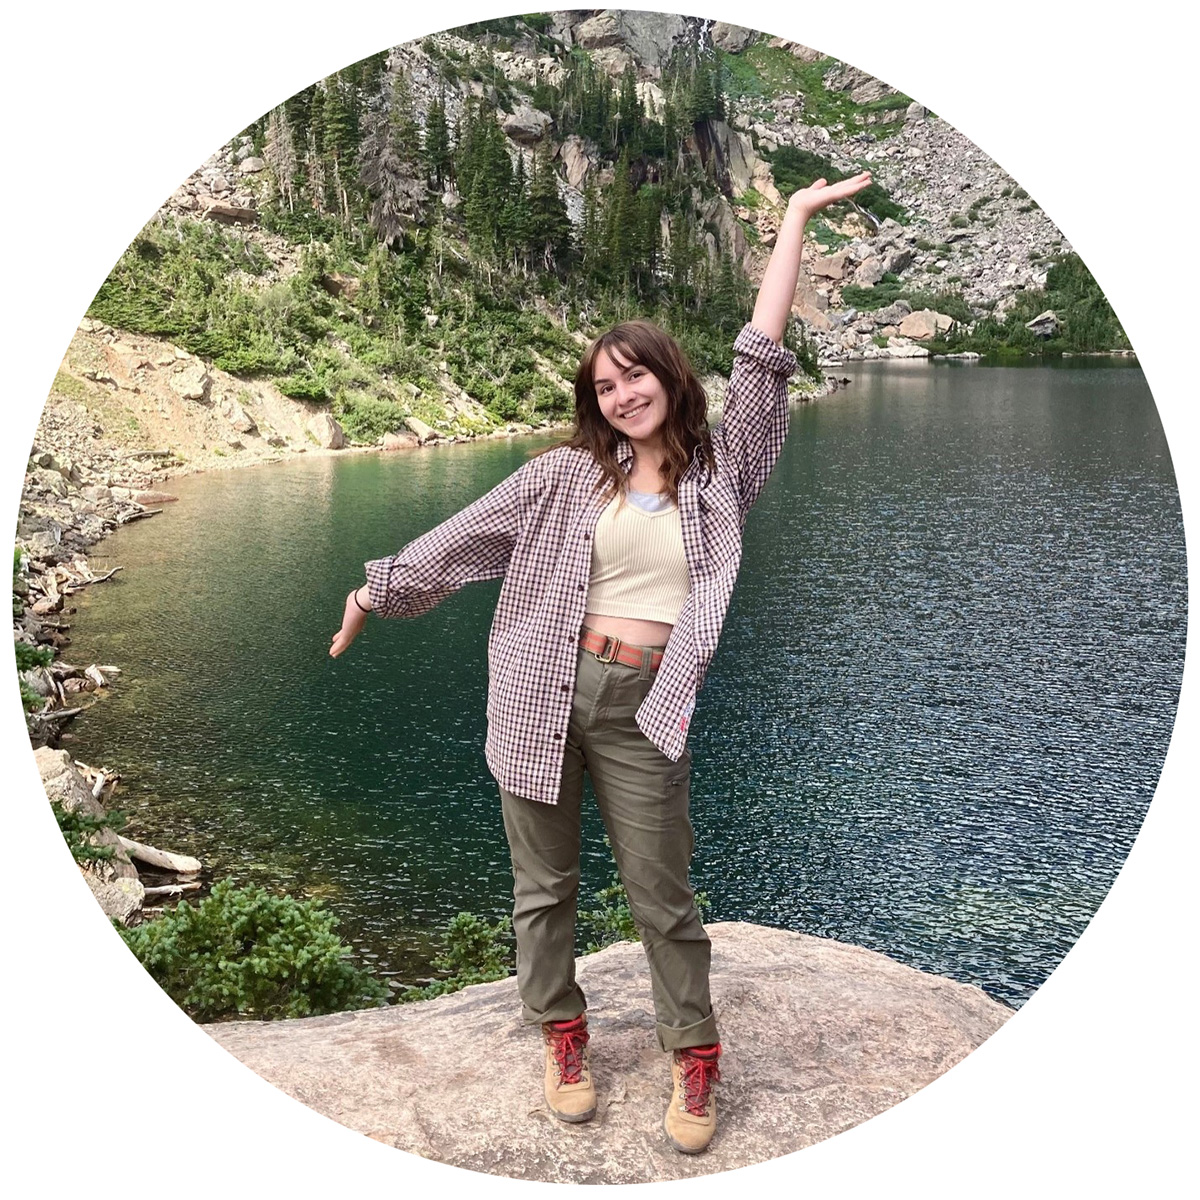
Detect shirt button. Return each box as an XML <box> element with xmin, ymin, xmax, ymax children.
<box><xmin>561</xmin><ymin>684</ymin><xmax>569</xmax><ymax>692</ymax></box>
<box><xmin>552</xmin><ymin>732</ymin><xmax>562</xmax><ymax>740</ymax></box>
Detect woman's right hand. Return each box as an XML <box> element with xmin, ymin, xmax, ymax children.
<box><xmin>330</xmin><ymin>587</ymin><xmax>371</xmax><ymax>657</ymax></box>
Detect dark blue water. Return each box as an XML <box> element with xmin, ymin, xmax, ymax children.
<box><xmin>64</xmin><ymin>360</ymin><xmax>1186</xmax><ymax>1006</ymax></box>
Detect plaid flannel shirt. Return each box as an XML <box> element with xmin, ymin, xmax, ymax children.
<box><xmin>365</xmin><ymin>322</ymin><xmax>799</xmax><ymax>804</ymax></box>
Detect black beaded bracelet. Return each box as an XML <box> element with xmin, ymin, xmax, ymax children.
<box><xmin>351</xmin><ymin>587</ymin><xmax>371</xmax><ymax>614</ymax></box>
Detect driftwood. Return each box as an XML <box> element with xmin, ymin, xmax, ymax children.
<box><xmin>119</xmin><ymin>449</ymin><xmax>174</xmax><ymax>460</ymax></box>
<box><xmin>117</xmin><ymin>508</ymin><xmax>161</xmax><ymax>525</ymax></box>
<box><xmin>62</xmin><ymin>566</ymin><xmax>123</xmax><ymax>593</ymax></box>
<box><xmin>142</xmin><ymin>882</ymin><xmax>202</xmax><ymax>899</ymax></box>
<box><xmin>117</xmin><ymin>836</ymin><xmax>202</xmax><ymax>875</ymax></box>
<box><xmin>39</xmin><ymin>706</ymin><xmax>83</xmax><ymax>722</ymax></box>
<box><xmin>91</xmin><ymin>771</ymin><xmax>107</xmax><ymax>799</ymax></box>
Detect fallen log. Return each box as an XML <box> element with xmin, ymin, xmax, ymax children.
<box><xmin>119</xmin><ymin>449</ymin><xmax>174</xmax><ymax>460</ymax></box>
<box><xmin>40</xmin><ymin>706</ymin><xmax>83</xmax><ymax>721</ymax></box>
<box><xmin>142</xmin><ymin>882</ymin><xmax>202</xmax><ymax>899</ymax></box>
<box><xmin>117</xmin><ymin>836</ymin><xmax>202</xmax><ymax>875</ymax></box>
<box><xmin>117</xmin><ymin>509</ymin><xmax>161</xmax><ymax>525</ymax></box>
<box><xmin>91</xmin><ymin>771</ymin><xmax>107</xmax><ymax>799</ymax></box>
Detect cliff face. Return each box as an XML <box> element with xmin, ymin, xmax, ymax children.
<box><xmin>207</xmin><ymin>921</ymin><xmax>1011</xmax><ymax>1184</ymax></box>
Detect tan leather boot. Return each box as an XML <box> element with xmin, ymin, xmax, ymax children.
<box><xmin>542</xmin><ymin>1014</ymin><xmax>596</xmax><ymax>1123</ymax></box>
<box><xmin>663</xmin><ymin>1042</ymin><xmax>721</xmax><ymax>1153</ymax></box>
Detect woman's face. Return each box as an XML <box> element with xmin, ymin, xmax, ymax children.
<box><xmin>592</xmin><ymin>345</ymin><xmax>670</xmax><ymax>448</ymax></box>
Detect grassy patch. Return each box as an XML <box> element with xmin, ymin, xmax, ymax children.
<box><xmin>51</xmin><ymin>370</ymin><xmax>89</xmax><ymax>401</ymax></box>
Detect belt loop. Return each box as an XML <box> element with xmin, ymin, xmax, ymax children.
<box><xmin>638</xmin><ymin>647</ymin><xmax>653</xmax><ymax>680</ymax></box>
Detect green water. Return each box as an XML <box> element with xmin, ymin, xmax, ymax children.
<box><xmin>63</xmin><ymin>359</ymin><xmax>1186</xmax><ymax>1005</ymax></box>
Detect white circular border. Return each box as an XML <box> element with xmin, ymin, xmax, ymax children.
<box><xmin>4</xmin><ymin>3</ymin><xmax>1193</xmax><ymax>1195</ymax></box>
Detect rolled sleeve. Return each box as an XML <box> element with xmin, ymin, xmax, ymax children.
<box><xmin>713</xmin><ymin>323</ymin><xmax>800</xmax><ymax>517</ymax></box>
<box><xmin>363</xmin><ymin>456</ymin><xmax>542</xmax><ymax>620</ymax></box>
<box><xmin>732</xmin><ymin>323</ymin><xmax>799</xmax><ymax>377</ymax></box>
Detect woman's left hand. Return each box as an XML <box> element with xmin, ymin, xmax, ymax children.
<box><xmin>789</xmin><ymin>171</ymin><xmax>873</xmax><ymax>218</ymax></box>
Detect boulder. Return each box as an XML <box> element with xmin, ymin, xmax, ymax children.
<box><xmin>84</xmin><ymin>874</ymin><xmax>145</xmax><ymax>926</ymax></box>
<box><xmin>320</xmin><ymin>273</ymin><xmax>361</xmax><ymax>302</ymax></box>
<box><xmin>382</xmin><ymin>431</ymin><xmax>420</xmax><ymax>451</ymax></box>
<box><xmin>854</xmin><ymin>256</ymin><xmax>887</xmax><ymax>287</ymax></box>
<box><xmin>811</xmin><ymin>250</ymin><xmax>850</xmax><ymax>281</ymax></box>
<box><xmin>219</xmin><ymin>396</ymin><xmax>257</xmax><ymax>435</ymax></box>
<box><xmin>898</xmin><ymin>309</ymin><xmax>955</xmax><ymax>340</ymax></box>
<box><xmin>887</xmin><ymin>340</ymin><xmax>933</xmax><ymax>358</ymax></box>
<box><xmin>306</xmin><ymin>413</ymin><xmax>346</xmax><ymax>450</ymax></box>
<box><xmin>208</xmin><ymin>923</ymin><xmax>1010</xmax><ymax>1183</ymax></box>
<box><xmin>34</xmin><ymin>748</ymin><xmax>138</xmax><ymax>881</ymax></box>
<box><xmin>501</xmin><ymin>104</ymin><xmax>552</xmax><ymax>145</ymax></box>
<box><xmin>404</xmin><ymin>416</ymin><xmax>439</xmax><ymax>444</ymax></box>
<box><xmin>1025</xmin><ymin>310</ymin><xmax>1060</xmax><ymax>338</ymax></box>
<box><xmin>710</xmin><ymin>21</ymin><xmax>755</xmax><ymax>52</ymax></box>
<box><xmin>203</xmin><ymin>203</ymin><xmax>257</xmax><ymax>225</ymax></box>
<box><xmin>170</xmin><ymin>362</ymin><xmax>211</xmax><ymax>403</ymax></box>
<box><xmin>764</xmin><ymin>38</ymin><xmax>822</xmax><ymax>61</ymax></box>
<box><xmin>239</xmin><ymin>156</ymin><xmax>266</xmax><ymax>174</ymax></box>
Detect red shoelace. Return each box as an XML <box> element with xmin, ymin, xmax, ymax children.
<box><xmin>547</xmin><ymin>1019</ymin><xmax>589</xmax><ymax>1084</ymax></box>
<box><xmin>678</xmin><ymin>1045</ymin><xmax>721</xmax><ymax>1116</ymax></box>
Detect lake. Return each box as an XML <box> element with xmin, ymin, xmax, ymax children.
<box><xmin>64</xmin><ymin>358</ymin><xmax>1186</xmax><ymax>1007</ymax></box>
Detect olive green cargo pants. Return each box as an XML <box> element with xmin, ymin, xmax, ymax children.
<box><xmin>499</xmin><ymin>642</ymin><xmax>719</xmax><ymax>1052</ymax></box>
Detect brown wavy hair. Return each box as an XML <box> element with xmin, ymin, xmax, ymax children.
<box><xmin>545</xmin><ymin>319</ymin><xmax>714</xmax><ymax>503</ymax></box>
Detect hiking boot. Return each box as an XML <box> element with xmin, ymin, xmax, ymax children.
<box><xmin>664</xmin><ymin>1042</ymin><xmax>721</xmax><ymax>1153</ymax></box>
<box><xmin>542</xmin><ymin>1014</ymin><xmax>596</xmax><ymax>1123</ymax></box>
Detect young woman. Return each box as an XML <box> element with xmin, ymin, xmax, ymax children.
<box><xmin>330</xmin><ymin>171</ymin><xmax>872</xmax><ymax>1154</ymax></box>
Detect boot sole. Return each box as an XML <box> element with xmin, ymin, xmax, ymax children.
<box><xmin>551</xmin><ymin>1104</ymin><xmax>596</xmax><ymax>1124</ymax></box>
<box><xmin>663</xmin><ymin>1113</ymin><xmax>713</xmax><ymax>1154</ymax></box>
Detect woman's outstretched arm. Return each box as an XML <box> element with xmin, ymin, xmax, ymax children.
<box><xmin>751</xmin><ymin>172</ymin><xmax>874</xmax><ymax>344</ymax></box>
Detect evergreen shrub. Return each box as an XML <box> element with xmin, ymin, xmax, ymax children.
<box><xmin>401</xmin><ymin>912</ymin><xmax>513</xmax><ymax>1001</ymax></box>
<box><xmin>118</xmin><ymin>879</ymin><xmax>389</xmax><ymax>1022</ymax></box>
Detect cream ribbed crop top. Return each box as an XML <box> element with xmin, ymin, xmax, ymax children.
<box><xmin>585</xmin><ymin>490</ymin><xmax>690</xmax><ymax>625</ymax></box>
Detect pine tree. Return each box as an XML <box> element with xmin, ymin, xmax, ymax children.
<box><xmin>500</xmin><ymin>151</ymin><xmax>532</xmax><ymax>271</ymax></box>
<box><xmin>423</xmin><ymin>86</ymin><xmax>453</xmax><ymax>190</ymax></box>
<box><xmin>605</xmin><ymin>147</ymin><xmax>638</xmax><ymax>285</ymax></box>
<box><xmin>525</xmin><ymin>143</ymin><xmax>570</xmax><ymax>273</ymax></box>
<box><xmin>358</xmin><ymin>70</ymin><xmax>427</xmax><ymax>248</ymax></box>
<box><xmin>579</xmin><ymin>179</ymin><xmax>603</xmax><ymax>278</ymax></box>
<box><xmin>321</xmin><ymin>74</ymin><xmax>355</xmax><ymax>219</ymax></box>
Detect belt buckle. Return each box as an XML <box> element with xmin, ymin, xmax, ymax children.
<box><xmin>595</xmin><ymin>634</ymin><xmax>622</xmax><ymax>664</ymax></box>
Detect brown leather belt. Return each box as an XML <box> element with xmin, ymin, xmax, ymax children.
<box><xmin>579</xmin><ymin>627</ymin><xmax>666</xmax><ymax>673</ymax></box>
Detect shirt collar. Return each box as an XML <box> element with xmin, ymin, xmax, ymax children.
<box><xmin>615</xmin><ymin>436</ymin><xmax>710</xmax><ymax>482</ymax></box>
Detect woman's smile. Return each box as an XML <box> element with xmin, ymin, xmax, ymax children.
<box><xmin>593</xmin><ymin>346</ymin><xmax>669</xmax><ymax>445</ymax></box>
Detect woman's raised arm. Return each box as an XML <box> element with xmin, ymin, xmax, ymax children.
<box><xmin>751</xmin><ymin>172</ymin><xmax>874</xmax><ymax>344</ymax></box>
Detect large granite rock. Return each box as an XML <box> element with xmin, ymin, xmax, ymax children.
<box><xmin>306</xmin><ymin>413</ymin><xmax>345</xmax><ymax>450</ymax></box>
<box><xmin>208</xmin><ymin>922</ymin><xmax>1010</xmax><ymax>1183</ymax></box>
<box><xmin>710</xmin><ymin>22</ymin><xmax>755</xmax><ymax>53</ymax></box>
<box><xmin>35</xmin><ymin>748</ymin><xmax>137</xmax><ymax>881</ymax></box>
<box><xmin>35</xmin><ymin>747</ymin><xmax>145</xmax><ymax>923</ymax></box>
<box><xmin>899</xmin><ymin>309</ymin><xmax>956</xmax><ymax>339</ymax></box>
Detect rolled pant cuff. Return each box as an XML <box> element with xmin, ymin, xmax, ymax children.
<box><xmin>657</xmin><ymin>1010</ymin><xmax>719</xmax><ymax>1053</ymax></box>
<box><xmin>521</xmin><ymin>985</ymin><xmax>588</xmax><ymax>1028</ymax></box>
